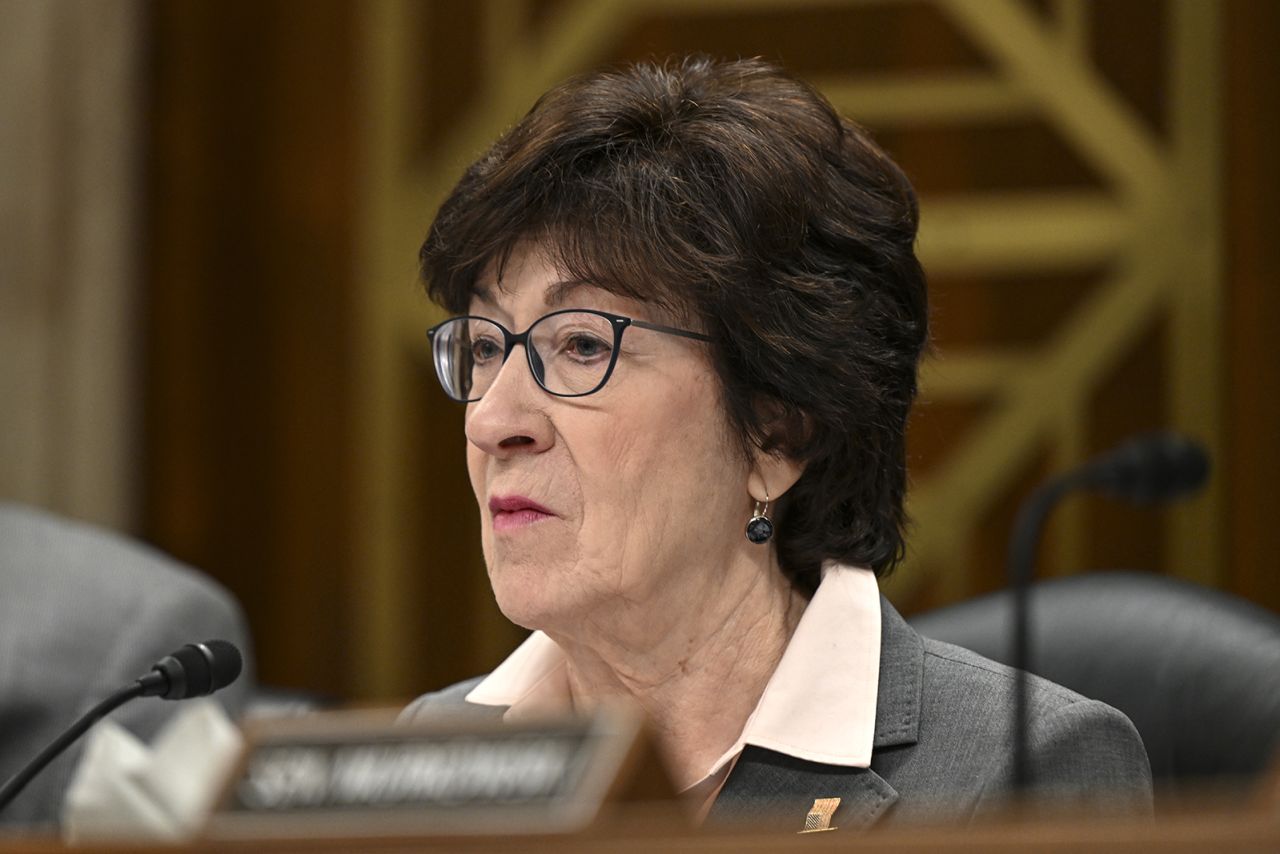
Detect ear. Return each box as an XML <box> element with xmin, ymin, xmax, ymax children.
<box><xmin>747</xmin><ymin>449</ymin><xmax>805</xmax><ymax>505</ymax></box>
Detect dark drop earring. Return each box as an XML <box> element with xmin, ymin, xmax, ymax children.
<box><xmin>745</xmin><ymin>491</ymin><xmax>774</xmax><ymax>544</ymax></box>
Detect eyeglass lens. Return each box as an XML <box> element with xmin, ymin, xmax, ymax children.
<box><xmin>432</xmin><ymin>312</ymin><xmax>618</xmax><ymax>401</ymax></box>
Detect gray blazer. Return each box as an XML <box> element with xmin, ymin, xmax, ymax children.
<box><xmin>403</xmin><ymin>595</ymin><xmax>1153</xmax><ymax>830</ymax></box>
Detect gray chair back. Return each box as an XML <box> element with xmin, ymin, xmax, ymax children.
<box><xmin>908</xmin><ymin>572</ymin><xmax>1280</xmax><ymax>786</ymax></box>
<box><xmin>0</xmin><ymin>504</ymin><xmax>255</xmax><ymax>827</ymax></box>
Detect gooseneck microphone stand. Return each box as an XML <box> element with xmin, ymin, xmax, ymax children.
<box><xmin>0</xmin><ymin>684</ymin><xmax>147</xmax><ymax>813</ymax></box>
<box><xmin>1007</xmin><ymin>475</ymin><xmax>1076</xmax><ymax>791</ymax></box>
<box><xmin>1007</xmin><ymin>432</ymin><xmax>1209</xmax><ymax>794</ymax></box>
<box><xmin>0</xmin><ymin>640</ymin><xmax>242</xmax><ymax>815</ymax></box>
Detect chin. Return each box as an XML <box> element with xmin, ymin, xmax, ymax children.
<box><xmin>488</xmin><ymin>560</ymin><xmax>589</xmax><ymax>633</ymax></box>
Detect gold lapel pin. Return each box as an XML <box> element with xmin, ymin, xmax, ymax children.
<box><xmin>799</xmin><ymin>797</ymin><xmax>841</xmax><ymax>833</ymax></box>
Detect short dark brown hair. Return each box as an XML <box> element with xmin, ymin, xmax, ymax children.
<box><xmin>421</xmin><ymin>56</ymin><xmax>928</xmax><ymax>592</ymax></box>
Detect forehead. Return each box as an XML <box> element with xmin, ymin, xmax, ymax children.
<box><xmin>468</xmin><ymin>247</ymin><xmax>662</xmax><ymax>321</ymax></box>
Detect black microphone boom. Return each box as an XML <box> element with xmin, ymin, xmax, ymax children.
<box><xmin>1008</xmin><ymin>432</ymin><xmax>1209</xmax><ymax>792</ymax></box>
<box><xmin>0</xmin><ymin>640</ymin><xmax>243</xmax><ymax>814</ymax></box>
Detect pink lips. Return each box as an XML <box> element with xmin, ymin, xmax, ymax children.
<box><xmin>488</xmin><ymin>494</ymin><xmax>556</xmax><ymax>532</ymax></box>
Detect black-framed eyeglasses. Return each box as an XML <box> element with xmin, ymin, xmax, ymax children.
<box><xmin>426</xmin><ymin>309</ymin><xmax>711</xmax><ymax>402</ymax></box>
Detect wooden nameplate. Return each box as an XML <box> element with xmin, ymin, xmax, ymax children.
<box><xmin>204</xmin><ymin>705</ymin><xmax>677</xmax><ymax>840</ymax></box>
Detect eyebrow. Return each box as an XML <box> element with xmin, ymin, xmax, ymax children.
<box><xmin>544</xmin><ymin>278</ymin><xmax>594</xmax><ymax>306</ymax></box>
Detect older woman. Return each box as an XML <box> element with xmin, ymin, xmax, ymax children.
<box><xmin>404</xmin><ymin>56</ymin><xmax>1151</xmax><ymax>828</ymax></box>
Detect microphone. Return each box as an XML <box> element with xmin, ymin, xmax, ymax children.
<box><xmin>0</xmin><ymin>640</ymin><xmax>243</xmax><ymax>814</ymax></box>
<box><xmin>137</xmin><ymin>640</ymin><xmax>244</xmax><ymax>700</ymax></box>
<box><xmin>1007</xmin><ymin>433</ymin><xmax>1209</xmax><ymax>792</ymax></box>
<box><xmin>1068</xmin><ymin>431</ymin><xmax>1210</xmax><ymax>503</ymax></box>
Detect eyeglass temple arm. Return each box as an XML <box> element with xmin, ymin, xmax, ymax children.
<box><xmin>628</xmin><ymin>319</ymin><xmax>712</xmax><ymax>342</ymax></box>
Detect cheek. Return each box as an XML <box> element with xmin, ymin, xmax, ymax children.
<box><xmin>464</xmin><ymin>441</ymin><xmax>485</xmax><ymax>520</ymax></box>
<box><xmin>575</xmin><ymin>375</ymin><xmax>743</xmax><ymax>559</ymax></box>
<box><xmin>465</xmin><ymin>440</ymin><xmax>485</xmax><ymax>498</ymax></box>
<box><xmin>465</xmin><ymin>440</ymin><xmax>495</xmax><ymax>554</ymax></box>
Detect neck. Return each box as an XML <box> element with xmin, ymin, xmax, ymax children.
<box><xmin>547</xmin><ymin>557</ymin><xmax>807</xmax><ymax>789</ymax></box>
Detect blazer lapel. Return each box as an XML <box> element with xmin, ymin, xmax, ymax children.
<box><xmin>872</xmin><ymin>595</ymin><xmax>924</xmax><ymax>752</ymax></box>
<box><xmin>706</xmin><ymin>746</ymin><xmax>899</xmax><ymax>830</ymax></box>
<box><xmin>707</xmin><ymin>595</ymin><xmax>925</xmax><ymax>832</ymax></box>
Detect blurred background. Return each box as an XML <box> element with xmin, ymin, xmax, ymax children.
<box><xmin>1</xmin><ymin>0</ymin><xmax>1276</xmax><ymax>705</ymax></box>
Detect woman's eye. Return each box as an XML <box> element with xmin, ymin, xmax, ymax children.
<box><xmin>471</xmin><ymin>337</ymin><xmax>503</xmax><ymax>362</ymax></box>
<box><xmin>563</xmin><ymin>333</ymin><xmax>610</xmax><ymax>360</ymax></box>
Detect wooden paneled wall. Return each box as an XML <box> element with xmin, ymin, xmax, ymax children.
<box><xmin>143</xmin><ymin>0</ymin><xmax>1280</xmax><ymax>701</ymax></box>
<box><xmin>1224</xmin><ymin>0</ymin><xmax>1280</xmax><ymax>614</ymax></box>
<box><xmin>145</xmin><ymin>1</ymin><xmax>359</xmax><ymax>696</ymax></box>
<box><xmin>0</xmin><ymin>0</ymin><xmax>143</xmax><ymax>533</ymax></box>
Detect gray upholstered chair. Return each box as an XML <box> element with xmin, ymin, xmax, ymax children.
<box><xmin>907</xmin><ymin>571</ymin><xmax>1280</xmax><ymax>791</ymax></box>
<box><xmin>0</xmin><ymin>503</ymin><xmax>255</xmax><ymax>827</ymax></box>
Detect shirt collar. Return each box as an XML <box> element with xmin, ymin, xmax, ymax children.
<box><xmin>463</xmin><ymin>630</ymin><xmax>570</xmax><ymax>715</ymax></box>
<box><xmin>465</xmin><ymin>563</ymin><xmax>881</xmax><ymax>772</ymax></box>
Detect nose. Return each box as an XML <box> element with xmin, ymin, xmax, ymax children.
<box><xmin>464</xmin><ymin>345</ymin><xmax>554</xmax><ymax>457</ymax></box>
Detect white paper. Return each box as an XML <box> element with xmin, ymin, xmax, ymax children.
<box><xmin>61</xmin><ymin>700</ymin><xmax>243</xmax><ymax>842</ymax></box>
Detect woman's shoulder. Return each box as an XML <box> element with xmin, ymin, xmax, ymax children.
<box><xmin>919</xmin><ymin>635</ymin><xmax>1087</xmax><ymax>709</ymax></box>
<box><xmin>918</xmin><ymin>635</ymin><xmax>1141</xmax><ymax>735</ymax></box>
<box><xmin>901</xmin><ymin>635</ymin><xmax>1152</xmax><ymax>813</ymax></box>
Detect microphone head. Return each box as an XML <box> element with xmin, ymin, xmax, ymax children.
<box><xmin>1080</xmin><ymin>431</ymin><xmax>1210</xmax><ymax>503</ymax></box>
<box><xmin>147</xmin><ymin>640</ymin><xmax>243</xmax><ymax>700</ymax></box>
<box><xmin>199</xmin><ymin>640</ymin><xmax>244</xmax><ymax>693</ymax></box>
